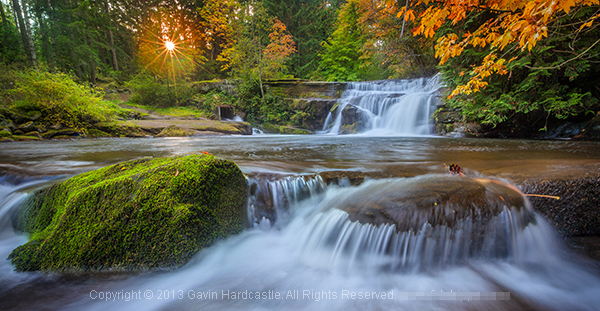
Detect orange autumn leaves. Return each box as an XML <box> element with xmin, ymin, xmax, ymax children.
<box><xmin>398</xmin><ymin>0</ymin><xmax>600</xmax><ymax>97</ymax></box>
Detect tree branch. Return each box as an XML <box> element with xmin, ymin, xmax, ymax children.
<box><xmin>524</xmin><ymin>38</ymin><xmax>600</xmax><ymax>70</ymax></box>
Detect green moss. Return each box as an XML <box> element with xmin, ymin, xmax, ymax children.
<box><xmin>41</xmin><ymin>129</ymin><xmax>79</xmax><ymax>139</ymax></box>
<box><xmin>340</xmin><ymin>122</ymin><xmax>358</xmax><ymax>134</ymax></box>
<box><xmin>0</xmin><ymin>137</ymin><xmax>14</xmax><ymax>142</ymax></box>
<box><xmin>96</xmin><ymin>121</ymin><xmax>147</xmax><ymax>137</ymax></box>
<box><xmin>24</xmin><ymin>131</ymin><xmax>42</xmax><ymax>138</ymax></box>
<box><xmin>156</xmin><ymin>125</ymin><xmax>193</xmax><ymax>137</ymax></box>
<box><xmin>190</xmin><ymin>122</ymin><xmax>251</xmax><ymax>135</ymax></box>
<box><xmin>10</xmin><ymin>135</ymin><xmax>43</xmax><ymax>141</ymax></box>
<box><xmin>10</xmin><ymin>155</ymin><xmax>248</xmax><ymax>271</ymax></box>
<box><xmin>0</xmin><ymin>129</ymin><xmax>12</xmax><ymax>138</ymax></box>
<box><xmin>86</xmin><ymin>129</ymin><xmax>112</xmax><ymax>138</ymax></box>
<box><xmin>260</xmin><ymin>124</ymin><xmax>313</xmax><ymax>134</ymax></box>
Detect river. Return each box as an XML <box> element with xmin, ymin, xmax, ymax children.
<box><xmin>2</xmin><ymin>75</ymin><xmax>600</xmax><ymax>310</ymax></box>
<box><xmin>0</xmin><ymin>135</ymin><xmax>600</xmax><ymax>310</ymax></box>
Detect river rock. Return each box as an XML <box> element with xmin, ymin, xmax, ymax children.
<box><xmin>24</xmin><ymin>131</ymin><xmax>43</xmax><ymax>139</ymax></box>
<box><xmin>331</xmin><ymin>175</ymin><xmax>529</xmax><ymax>232</ymax></box>
<box><xmin>41</xmin><ymin>128</ymin><xmax>79</xmax><ymax>139</ymax></box>
<box><xmin>0</xmin><ymin>128</ymin><xmax>12</xmax><ymax>137</ymax></box>
<box><xmin>520</xmin><ymin>176</ymin><xmax>600</xmax><ymax>236</ymax></box>
<box><xmin>9</xmin><ymin>154</ymin><xmax>248</xmax><ymax>271</ymax></box>
<box><xmin>25</xmin><ymin>111</ymin><xmax>42</xmax><ymax>121</ymax></box>
<box><xmin>35</xmin><ymin>125</ymin><xmax>47</xmax><ymax>133</ymax></box>
<box><xmin>156</xmin><ymin>125</ymin><xmax>193</xmax><ymax>137</ymax></box>
<box><xmin>19</xmin><ymin>121</ymin><xmax>35</xmax><ymax>132</ymax></box>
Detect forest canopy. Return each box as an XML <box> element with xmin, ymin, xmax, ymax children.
<box><xmin>0</xmin><ymin>0</ymin><xmax>599</xmax><ymax>131</ymax></box>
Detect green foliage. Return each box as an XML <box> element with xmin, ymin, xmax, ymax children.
<box><xmin>0</xmin><ymin>66</ymin><xmax>125</xmax><ymax>131</ymax></box>
<box><xmin>263</xmin><ymin>0</ymin><xmax>343</xmax><ymax>79</ymax></box>
<box><xmin>223</xmin><ymin>0</ymin><xmax>297</xmax><ymax>94</ymax></box>
<box><xmin>316</xmin><ymin>0</ymin><xmax>383</xmax><ymax>81</ymax></box>
<box><xmin>0</xmin><ymin>3</ymin><xmax>23</xmax><ymax>65</ymax></box>
<box><xmin>439</xmin><ymin>8</ymin><xmax>600</xmax><ymax>129</ymax></box>
<box><xmin>126</xmin><ymin>74</ymin><xmax>195</xmax><ymax>108</ymax></box>
<box><xmin>10</xmin><ymin>154</ymin><xmax>248</xmax><ymax>271</ymax></box>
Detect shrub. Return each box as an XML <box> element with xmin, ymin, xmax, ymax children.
<box><xmin>1</xmin><ymin>67</ymin><xmax>125</xmax><ymax>131</ymax></box>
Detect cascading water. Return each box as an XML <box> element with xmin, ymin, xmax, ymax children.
<box><xmin>323</xmin><ymin>76</ymin><xmax>442</xmax><ymax>135</ymax></box>
<box><xmin>247</xmin><ymin>175</ymin><xmax>326</xmax><ymax>229</ymax></box>
<box><xmin>1</xmin><ymin>173</ymin><xmax>600</xmax><ymax>311</ymax></box>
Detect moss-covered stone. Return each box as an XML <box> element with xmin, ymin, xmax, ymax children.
<box><xmin>0</xmin><ymin>128</ymin><xmax>11</xmax><ymax>137</ymax></box>
<box><xmin>12</xmin><ymin>135</ymin><xmax>43</xmax><ymax>141</ymax></box>
<box><xmin>41</xmin><ymin>128</ymin><xmax>80</xmax><ymax>139</ymax></box>
<box><xmin>10</xmin><ymin>154</ymin><xmax>248</xmax><ymax>272</ymax></box>
<box><xmin>24</xmin><ymin>131</ymin><xmax>42</xmax><ymax>139</ymax></box>
<box><xmin>96</xmin><ymin>121</ymin><xmax>148</xmax><ymax>137</ymax></box>
<box><xmin>86</xmin><ymin>129</ymin><xmax>112</xmax><ymax>138</ymax></box>
<box><xmin>260</xmin><ymin>124</ymin><xmax>314</xmax><ymax>135</ymax></box>
<box><xmin>156</xmin><ymin>125</ymin><xmax>193</xmax><ymax>137</ymax></box>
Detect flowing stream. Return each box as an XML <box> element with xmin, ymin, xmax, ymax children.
<box><xmin>323</xmin><ymin>76</ymin><xmax>441</xmax><ymax>135</ymax></box>
<box><xmin>0</xmin><ymin>135</ymin><xmax>600</xmax><ymax>310</ymax></box>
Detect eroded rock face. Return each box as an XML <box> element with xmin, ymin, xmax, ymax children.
<box><xmin>331</xmin><ymin>175</ymin><xmax>529</xmax><ymax>232</ymax></box>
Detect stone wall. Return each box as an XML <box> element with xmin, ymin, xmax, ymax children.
<box><xmin>264</xmin><ymin>80</ymin><xmax>346</xmax><ymax>99</ymax></box>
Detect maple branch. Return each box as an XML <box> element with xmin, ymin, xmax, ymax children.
<box><xmin>524</xmin><ymin>37</ymin><xmax>600</xmax><ymax>70</ymax></box>
<box><xmin>471</xmin><ymin>5</ymin><xmax>520</xmax><ymax>14</ymax></box>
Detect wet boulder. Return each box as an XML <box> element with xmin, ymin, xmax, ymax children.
<box><xmin>332</xmin><ymin>175</ymin><xmax>530</xmax><ymax>232</ymax></box>
<box><xmin>10</xmin><ymin>154</ymin><xmax>248</xmax><ymax>271</ymax></box>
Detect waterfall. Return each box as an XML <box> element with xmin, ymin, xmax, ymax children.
<box><xmin>247</xmin><ymin>175</ymin><xmax>327</xmax><ymax>229</ymax></box>
<box><xmin>0</xmin><ymin>172</ymin><xmax>597</xmax><ymax>311</ymax></box>
<box><xmin>297</xmin><ymin>207</ymin><xmax>557</xmax><ymax>273</ymax></box>
<box><xmin>324</xmin><ymin>76</ymin><xmax>442</xmax><ymax>135</ymax></box>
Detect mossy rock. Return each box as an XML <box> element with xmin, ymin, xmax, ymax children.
<box><xmin>0</xmin><ymin>128</ymin><xmax>12</xmax><ymax>138</ymax></box>
<box><xmin>156</xmin><ymin>125</ymin><xmax>193</xmax><ymax>137</ymax></box>
<box><xmin>41</xmin><ymin>128</ymin><xmax>80</xmax><ymax>139</ymax></box>
<box><xmin>96</xmin><ymin>121</ymin><xmax>148</xmax><ymax>137</ymax></box>
<box><xmin>26</xmin><ymin>111</ymin><xmax>42</xmax><ymax>121</ymax></box>
<box><xmin>86</xmin><ymin>129</ymin><xmax>112</xmax><ymax>138</ymax></box>
<box><xmin>279</xmin><ymin>126</ymin><xmax>313</xmax><ymax>135</ymax></box>
<box><xmin>260</xmin><ymin>124</ymin><xmax>313</xmax><ymax>135</ymax></box>
<box><xmin>12</xmin><ymin>135</ymin><xmax>43</xmax><ymax>141</ymax></box>
<box><xmin>9</xmin><ymin>154</ymin><xmax>248</xmax><ymax>272</ymax></box>
<box><xmin>19</xmin><ymin>121</ymin><xmax>35</xmax><ymax>132</ymax></box>
<box><xmin>0</xmin><ymin>137</ymin><xmax>14</xmax><ymax>142</ymax></box>
<box><xmin>24</xmin><ymin>131</ymin><xmax>42</xmax><ymax>139</ymax></box>
<box><xmin>51</xmin><ymin>135</ymin><xmax>76</xmax><ymax>140</ymax></box>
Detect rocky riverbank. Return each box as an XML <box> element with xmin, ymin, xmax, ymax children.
<box><xmin>0</xmin><ymin>106</ymin><xmax>252</xmax><ymax>142</ymax></box>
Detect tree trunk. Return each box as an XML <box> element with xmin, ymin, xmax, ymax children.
<box><xmin>21</xmin><ymin>0</ymin><xmax>38</xmax><ymax>68</ymax></box>
<box><xmin>37</xmin><ymin>10</ymin><xmax>56</xmax><ymax>72</ymax></box>
<box><xmin>86</xmin><ymin>34</ymin><xmax>96</xmax><ymax>85</ymax></box>
<box><xmin>11</xmin><ymin>1</ymin><xmax>22</xmax><ymax>53</ymax></box>
<box><xmin>12</xmin><ymin>0</ymin><xmax>37</xmax><ymax>68</ymax></box>
<box><xmin>98</xmin><ymin>40</ymin><xmax>106</xmax><ymax>65</ymax></box>
<box><xmin>0</xmin><ymin>2</ymin><xmax>8</xmax><ymax>30</ymax></box>
<box><xmin>64</xmin><ymin>1</ymin><xmax>83</xmax><ymax>80</ymax></box>
<box><xmin>104</xmin><ymin>0</ymin><xmax>119</xmax><ymax>71</ymax></box>
<box><xmin>0</xmin><ymin>3</ymin><xmax>8</xmax><ymax>62</ymax></box>
<box><xmin>44</xmin><ymin>0</ymin><xmax>58</xmax><ymax>72</ymax></box>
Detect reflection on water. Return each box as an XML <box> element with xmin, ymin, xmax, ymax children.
<box><xmin>1</xmin><ymin>136</ymin><xmax>599</xmax><ymax>179</ymax></box>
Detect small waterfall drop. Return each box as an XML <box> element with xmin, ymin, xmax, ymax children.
<box><xmin>247</xmin><ymin>175</ymin><xmax>327</xmax><ymax>229</ymax></box>
<box><xmin>324</xmin><ymin>76</ymin><xmax>442</xmax><ymax>135</ymax></box>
